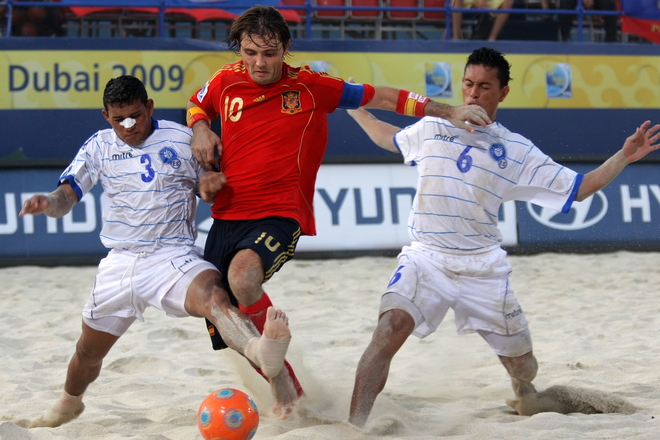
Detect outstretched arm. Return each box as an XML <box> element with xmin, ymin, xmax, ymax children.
<box><xmin>19</xmin><ymin>182</ymin><xmax>79</xmax><ymax>218</ymax></box>
<box><xmin>366</xmin><ymin>86</ymin><xmax>491</xmax><ymax>133</ymax></box>
<box><xmin>187</xmin><ymin>101</ymin><xmax>223</xmax><ymax>171</ymax></box>
<box><xmin>577</xmin><ymin>120</ymin><xmax>660</xmax><ymax>201</ymax></box>
<box><xmin>347</xmin><ymin>107</ymin><xmax>400</xmax><ymax>153</ymax></box>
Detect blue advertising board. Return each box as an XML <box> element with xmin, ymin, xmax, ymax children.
<box><xmin>516</xmin><ymin>164</ymin><xmax>660</xmax><ymax>248</ymax></box>
<box><xmin>2</xmin><ymin>162</ymin><xmax>660</xmax><ymax>266</ymax></box>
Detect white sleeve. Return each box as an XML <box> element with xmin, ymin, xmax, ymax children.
<box><xmin>394</xmin><ymin>118</ymin><xmax>428</xmax><ymax>165</ymax></box>
<box><xmin>58</xmin><ymin>133</ymin><xmax>102</xmax><ymax>200</ymax></box>
<box><xmin>504</xmin><ymin>145</ymin><xmax>581</xmax><ymax>213</ymax></box>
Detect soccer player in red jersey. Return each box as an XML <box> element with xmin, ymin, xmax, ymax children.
<box><xmin>186</xmin><ymin>5</ymin><xmax>491</xmax><ymax>419</ymax></box>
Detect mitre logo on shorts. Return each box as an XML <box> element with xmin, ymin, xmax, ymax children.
<box><xmin>173</xmin><ymin>256</ymin><xmax>196</xmax><ymax>272</ymax></box>
<box><xmin>526</xmin><ymin>191</ymin><xmax>608</xmax><ymax>231</ymax></box>
<box><xmin>281</xmin><ymin>91</ymin><xmax>302</xmax><ymax>114</ymax></box>
<box><xmin>505</xmin><ymin>306</ymin><xmax>523</xmax><ymax>320</ymax></box>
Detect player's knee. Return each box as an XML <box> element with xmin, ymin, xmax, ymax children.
<box><xmin>186</xmin><ymin>270</ymin><xmax>229</xmax><ymax>315</ymax></box>
<box><xmin>208</xmin><ymin>285</ymin><xmax>232</xmax><ymax>309</ymax></box>
<box><xmin>372</xmin><ymin>309</ymin><xmax>415</xmax><ymax>354</ymax></box>
<box><xmin>505</xmin><ymin>352</ymin><xmax>538</xmax><ymax>382</ymax></box>
<box><xmin>227</xmin><ymin>272</ymin><xmax>263</xmax><ymax>305</ymax></box>
<box><xmin>227</xmin><ymin>251</ymin><xmax>264</xmax><ymax>303</ymax></box>
<box><xmin>74</xmin><ymin>340</ymin><xmax>106</xmax><ymax>365</ymax></box>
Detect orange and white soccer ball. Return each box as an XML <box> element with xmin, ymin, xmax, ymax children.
<box><xmin>197</xmin><ymin>388</ymin><xmax>259</xmax><ymax>440</ymax></box>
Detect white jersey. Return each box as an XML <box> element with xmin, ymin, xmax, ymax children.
<box><xmin>60</xmin><ymin>119</ymin><xmax>205</xmax><ymax>252</ymax></box>
<box><xmin>394</xmin><ymin>117</ymin><xmax>582</xmax><ymax>251</ymax></box>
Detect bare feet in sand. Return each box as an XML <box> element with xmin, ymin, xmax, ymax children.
<box><xmin>506</xmin><ymin>385</ymin><xmax>637</xmax><ymax>416</ymax></box>
<box><xmin>28</xmin><ymin>391</ymin><xmax>85</xmax><ymax>428</ymax></box>
<box><xmin>246</xmin><ymin>307</ymin><xmax>291</xmax><ymax>378</ymax></box>
<box><xmin>270</xmin><ymin>365</ymin><xmax>300</xmax><ymax>419</ymax></box>
<box><xmin>245</xmin><ymin>307</ymin><xmax>300</xmax><ymax>419</ymax></box>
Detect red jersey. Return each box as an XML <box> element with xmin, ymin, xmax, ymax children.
<box><xmin>191</xmin><ymin>62</ymin><xmax>346</xmax><ymax>236</ymax></box>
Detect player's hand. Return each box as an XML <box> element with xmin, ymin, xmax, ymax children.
<box><xmin>19</xmin><ymin>194</ymin><xmax>50</xmax><ymax>216</ymax></box>
<box><xmin>199</xmin><ymin>171</ymin><xmax>227</xmax><ymax>204</ymax></box>
<box><xmin>191</xmin><ymin>123</ymin><xmax>223</xmax><ymax>171</ymax></box>
<box><xmin>448</xmin><ymin>105</ymin><xmax>491</xmax><ymax>133</ymax></box>
<box><xmin>622</xmin><ymin>120</ymin><xmax>660</xmax><ymax>163</ymax></box>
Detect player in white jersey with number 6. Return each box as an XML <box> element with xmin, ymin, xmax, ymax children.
<box><xmin>346</xmin><ymin>47</ymin><xmax>660</xmax><ymax>426</ymax></box>
<box><xmin>18</xmin><ymin>75</ymin><xmax>295</xmax><ymax>428</ymax></box>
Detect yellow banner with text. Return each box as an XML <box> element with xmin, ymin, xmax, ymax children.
<box><xmin>2</xmin><ymin>50</ymin><xmax>658</xmax><ymax>109</ymax></box>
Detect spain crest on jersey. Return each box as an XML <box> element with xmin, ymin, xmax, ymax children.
<box><xmin>281</xmin><ymin>91</ymin><xmax>302</xmax><ymax>114</ymax></box>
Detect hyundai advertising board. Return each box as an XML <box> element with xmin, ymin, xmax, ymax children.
<box><xmin>516</xmin><ymin>164</ymin><xmax>660</xmax><ymax>246</ymax></box>
<box><xmin>1</xmin><ymin>163</ymin><xmax>659</xmax><ymax>265</ymax></box>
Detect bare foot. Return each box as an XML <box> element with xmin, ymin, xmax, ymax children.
<box><xmin>512</xmin><ymin>378</ymin><xmax>537</xmax><ymax>397</ymax></box>
<box><xmin>269</xmin><ymin>365</ymin><xmax>299</xmax><ymax>420</ymax></box>
<box><xmin>507</xmin><ymin>385</ymin><xmax>637</xmax><ymax>416</ymax></box>
<box><xmin>263</xmin><ymin>307</ymin><xmax>291</xmax><ymax>343</ymax></box>
<box><xmin>246</xmin><ymin>307</ymin><xmax>291</xmax><ymax>378</ymax></box>
<box><xmin>29</xmin><ymin>401</ymin><xmax>85</xmax><ymax>428</ymax></box>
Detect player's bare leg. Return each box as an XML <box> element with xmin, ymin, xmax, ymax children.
<box><xmin>245</xmin><ymin>307</ymin><xmax>291</xmax><ymax>378</ymax></box>
<box><xmin>501</xmin><ymin>352</ymin><xmax>542</xmax><ymax>414</ymax></box>
<box><xmin>187</xmin><ymin>273</ymin><xmax>299</xmax><ymax>418</ymax></box>
<box><xmin>189</xmin><ymin>274</ymin><xmax>292</xmax><ymax>378</ymax></box>
<box><xmin>268</xmin><ymin>361</ymin><xmax>300</xmax><ymax>419</ymax></box>
<box><xmin>500</xmin><ymin>352</ymin><xmax>538</xmax><ymax>398</ymax></box>
<box><xmin>349</xmin><ymin>309</ymin><xmax>414</xmax><ymax>427</ymax></box>
<box><xmin>29</xmin><ymin>324</ymin><xmax>118</xmax><ymax>428</ymax></box>
<box><xmin>209</xmin><ymin>304</ymin><xmax>297</xmax><ymax>419</ymax></box>
<box><xmin>255</xmin><ymin>307</ymin><xmax>297</xmax><ymax>419</ymax></box>
<box><xmin>28</xmin><ymin>391</ymin><xmax>85</xmax><ymax>428</ymax></box>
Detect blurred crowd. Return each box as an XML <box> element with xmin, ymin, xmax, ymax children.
<box><xmin>0</xmin><ymin>0</ymin><xmax>620</xmax><ymax>41</ymax></box>
<box><xmin>1</xmin><ymin>1</ymin><xmax>66</xmax><ymax>37</ymax></box>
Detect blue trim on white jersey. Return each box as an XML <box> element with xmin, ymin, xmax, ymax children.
<box><xmin>337</xmin><ymin>83</ymin><xmax>365</xmax><ymax>109</ymax></box>
<box><xmin>393</xmin><ymin>134</ymin><xmax>412</xmax><ymax>165</ymax></box>
<box><xmin>60</xmin><ymin>174</ymin><xmax>83</xmax><ymax>200</ymax></box>
<box><xmin>562</xmin><ymin>173</ymin><xmax>583</xmax><ymax>213</ymax></box>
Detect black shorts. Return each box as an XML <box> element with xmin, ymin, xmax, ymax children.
<box><xmin>203</xmin><ymin>216</ymin><xmax>301</xmax><ymax>350</ymax></box>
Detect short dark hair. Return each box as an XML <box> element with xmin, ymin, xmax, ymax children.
<box><xmin>227</xmin><ymin>5</ymin><xmax>291</xmax><ymax>53</ymax></box>
<box><xmin>465</xmin><ymin>47</ymin><xmax>512</xmax><ymax>87</ymax></box>
<box><xmin>103</xmin><ymin>75</ymin><xmax>148</xmax><ymax>110</ymax></box>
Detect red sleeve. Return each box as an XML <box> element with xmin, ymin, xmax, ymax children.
<box><xmin>189</xmin><ymin>69</ymin><xmax>224</xmax><ymax>120</ymax></box>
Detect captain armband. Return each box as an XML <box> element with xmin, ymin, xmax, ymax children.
<box><xmin>396</xmin><ymin>90</ymin><xmax>431</xmax><ymax>117</ymax></box>
<box><xmin>186</xmin><ymin>106</ymin><xmax>210</xmax><ymax>128</ymax></box>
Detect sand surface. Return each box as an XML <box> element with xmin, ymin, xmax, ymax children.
<box><xmin>1</xmin><ymin>251</ymin><xmax>659</xmax><ymax>439</ymax></box>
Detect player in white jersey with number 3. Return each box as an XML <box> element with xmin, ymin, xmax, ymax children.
<box><xmin>346</xmin><ymin>47</ymin><xmax>660</xmax><ymax>426</ymax></box>
<box><xmin>18</xmin><ymin>75</ymin><xmax>296</xmax><ymax>428</ymax></box>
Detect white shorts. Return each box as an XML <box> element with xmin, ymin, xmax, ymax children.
<box><xmin>82</xmin><ymin>246</ymin><xmax>217</xmax><ymax>336</ymax></box>
<box><xmin>380</xmin><ymin>243</ymin><xmax>530</xmax><ymax>345</ymax></box>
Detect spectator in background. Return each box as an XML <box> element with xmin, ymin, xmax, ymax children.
<box><xmin>522</xmin><ymin>0</ymin><xmax>553</xmax><ymax>19</ymax></box>
<box><xmin>10</xmin><ymin>1</ymin><xmax>66</xmax><ymax>37</ymax></box>
<box><xmin>452</xmin><ymin>0</ymin><xmax>514</xmax><ymax>40</ymax></box>
<box><xmin>559</xmin><ymin>0</ymin><xmax>618</xmax><ymax>42</ymax></box>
